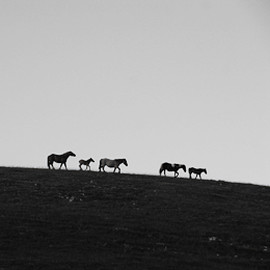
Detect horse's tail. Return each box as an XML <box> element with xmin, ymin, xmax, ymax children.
<box><xmin>159</xmin><ymin>164</ymin><xmax>164</xmax><ymax>175</ymax></box>
<box><xmin>189</xmin><ymin>167</ymin><xmax>196</xmax><ymax>178</ymax></box>
<box><xmin>99</xmin><ymin>159</ymin><xmax>103</xmax><ymax>171</ymax></box>
<box><xmin>47</xmin><ymin>155</ymin><xmax>52</xmax><ymax>169</ymax></box>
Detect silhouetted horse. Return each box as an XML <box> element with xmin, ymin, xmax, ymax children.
<box><xmin>189</xmin><ymin>167</ymin><xmax>207</xmax><ymax>179</ymax></box>
<box><xmin>99</xmin><ymin>158</ymin><xmax>128</xmax><ymax>173</ymax></box>
<box><xmin>79</xmin><ymin>158</ymin><xmax>95</xmax><ymax>170</ymax></box>
<box><xmin>47</xmin><ymin>151</ymin><xmax>76</xmax><ymax>170</ymax></box>
<box><xmin>159</xmin><ymin>162</ymin><xmax>186</xmax><ymax>178</ymax></box>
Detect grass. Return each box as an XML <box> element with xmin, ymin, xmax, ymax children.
<box><xmin>0</xmin><ymin>167</ymin><xmax>269</xmax><ymax>269</ymax></box>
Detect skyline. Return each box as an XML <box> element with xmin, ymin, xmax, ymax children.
<box><xmin>0</xmin><ymin>0</ymin><xmax>270</xmax><ymax>185</ymax></box>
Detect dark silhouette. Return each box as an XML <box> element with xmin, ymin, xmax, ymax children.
<box><xmin>79</xmin><ymin>158</ymin><xmax>95</xmax><ymax>170</ymax></box>
<box><xmin>99</xmin><ymin>158</ymin><xmax>128</xmax><ymax>173</ymax></box>
<box><xmin>159</xmin><ymin>162</ymin><xmax>186</xmax><ymax>178</ymax></box>
<box><xmin>189</xmin><ymin>167</ymin><xmax>207</xmax><ymax>179</ymax></box>
<box><xmin>47</xmin><ymin>151</ymin><xmax>76</xmax><ymax>170</ymax></box>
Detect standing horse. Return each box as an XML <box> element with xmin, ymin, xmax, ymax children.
<box><xmin>99</xmin><ymin>158</ymin><xmax>128</xmax><ymax>173</ymax></box>
<box><xmin>188</xmin><ymin>167</ymin><xmax>207</xmax><ymax>179</ymax></box>
<box><xmin>79</xmin><ymin>158</ymin><xmax>95</xmax><ymax>170</ymax></box>
<box><xmin>47</xmin><ymin>151</ymin><xmax>76</xmax><ymax>170</ymax></box>
<box><xmin>159</xmin><ymin>162</ymin><xmax>186</xmax><ymax>178</ymax></box>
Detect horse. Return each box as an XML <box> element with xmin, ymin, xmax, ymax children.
<box><xmin>188</xmin><ymin>167</ymin><xmax>207</xmax><ymax>179</ymax></box>
<box><xmin>159</xmin><ymin>162</ymin><xmax>186</xmax><ymax>178</ymax></box>
<box><xmin>79</xmin><ymin>158</ymin><xmax>95</xmax><ymax>170</ymax></box>
<box><xmin>99</xmin><ymin>158</ymin><xmax>128</xmax><ymax>173</ymax></box>
<box><xmin>47</xmin><ymin>151</ymin><xmax>76</xmax><ymax>170</ymax></box>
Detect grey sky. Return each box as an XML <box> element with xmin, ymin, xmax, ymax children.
<box><xmin>1</xmin><ymin>0</ymin><xmax>270</xmax><ymax>185</ymax></box>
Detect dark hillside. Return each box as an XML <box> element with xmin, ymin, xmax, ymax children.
<box><xmin>0</xmin><ymin>167</ymin><xmax>269</xmax><ymax>269</ymax></box>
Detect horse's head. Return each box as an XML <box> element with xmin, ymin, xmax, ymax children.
<box><xmin>181</xmin><ymin>165</ymin><xmax>187</xmax><ymax>172</ymax></box>
<box><xmin>69</xmin><ymin>151</ymin><xmax>76</xmax><ymax>157</ymax></box>
<box><xmin>204</xmin><ymin>169</ymin><xmax>207</xmax><ymax>174</ymax></box>
<box><xmin>123</xmin><ymin>159</ymin><xmax>128</xmax><ymax>166</ymax></box>
<box><xmin>90</xmin><ymin>158</ymin><xmax>95</xmax><ymax>162</ymax></box>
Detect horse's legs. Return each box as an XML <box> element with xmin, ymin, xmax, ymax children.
<box><xmin>64</xmin><ymin>163</ymin><xmax>67</xmax><ymax>170</ymax></box>
<box><xmin>113</xmin><ymin>166</ymin><xmax>121</xmax><ymax>173</ymax></box>
<box><xmin>175</xmin><ymin>171</ymin><xmax>179</xmax><ymax>178</ymax></box>
<box><xmin>189</xmin><ymin>173</ymin><xmax>192</xmax><ymax>179</ymax></box>
<box><xmin>48</xmin><ymin>161</ymin><xmax>54</xmax><ymax>170</ymax></box>
<box><xmin>79</xmin><ymin>164</ymin><xmax>82</xmax><ymax>170</ymax></box>
<box><xmin>160</xmin><ymin>169</ymin><xmax>166</xmax><ymax>176</ymax></box>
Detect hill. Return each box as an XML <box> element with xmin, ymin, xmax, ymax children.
<box><xmin>0</xmin><ymin>167</ymin><xmax>269</xmax><ymax>269</ymax></box>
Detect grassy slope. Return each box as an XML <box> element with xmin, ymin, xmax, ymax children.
<box><xmin>0</xmin><ymin>167</ymin><xmax>269</xmax><ymax>269</ymax></box>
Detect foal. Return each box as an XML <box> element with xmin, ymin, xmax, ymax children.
<box><xmin>188</xmin><ymin>167</ymin><xmax>207</xmax><ymax>179</ymax></box>
<box><xmin>79</xmin><ymin>158</ymin><xmax>95</xmax><ymax>170</ymax></box>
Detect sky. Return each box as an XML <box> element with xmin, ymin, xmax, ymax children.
<box><xmin>0</xmin><ymin>0</ymin><xmax>270</xmax><ymax>186</ymax></box>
